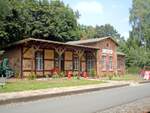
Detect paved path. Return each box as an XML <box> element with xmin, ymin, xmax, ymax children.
<box><xmin>0</xmin><ymin>83</ymin><xmax>150</xmax><ymax>113</ymax></box>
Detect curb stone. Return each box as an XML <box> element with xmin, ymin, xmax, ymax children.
<box><xmin>138</xmin><ymin>80</ymin><xmax>150</xmax><ymax>84</ymax></box>
<box><xmin>0</xmin><ymin>84</ymin><xmax>129</xmax><ymax>105</ymax></box>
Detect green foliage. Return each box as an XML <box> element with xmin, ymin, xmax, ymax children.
<box><xmin>52</xmin><ymin>72</ymin><xmax>59</xmax><ymax>79</ymax></box>
<box><xmin>108</xmin><ymin>74</ymin><xmax>113</xmax><ymax>80</ymax></box>
<box><xmin>72</xmin><ymin>71</ymin><xmax>78</xmax><ymax>79</ymax></box>
<box><xmin>119</xmin><ymin>0</ymin><xmax>150</xmax><ymax>68</ymax></box>
<box><xmin>89</xmin><ymin>69</ymin><xmax>96</xmax><ymax>78</ymax></box>
<box><xmin>27</xmin><ymin>72</ymin><xmax>37</xmax><ymax>80</ymax></box>
<box><xmin>0</xmin><ymin>0</ymin><xmax>80</xmax><ymax>48</ymax></box>
<box><xmin>14</xmin><ymin>71</ymin><xmax>20</xmax><ymax>79</ymax></box>
<box><xmin>79</xmin><ymin>24</ymin><xmax>124</xmax><ymax>42</ymax></box>
<box><xmin>127</xmin><ymin>67</ymin><xmax>140</xmax><ymax>74</ymax></box>
<box><xmin>59</xmin><ymin>71</ymin><xmax>65</xmax><ymax>78</ymax></box>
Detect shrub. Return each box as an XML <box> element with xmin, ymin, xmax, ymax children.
<box><xmin>27</xmin><ymin>72</ymin><xmax>36</xmax><ymax>80</ymax></box>
<box><xmin>45</xmin><ymin>74</ymin><xmax>50</xmax><ymax>78</ymax></box>
<box><xmin>108</xmin><ymin>74</ymin><xmax>113</xmax><ymax>80</ymax></box>
<box><xmin>59</xmin><ymin>71</ymin><xmax>65</xmax><ymax>78</ymax></box>
<box><xmin>127</xmin><ymin>66</ymin><xmax>140</xmax><ymax>74</ymax></box>
<box><xmin>14</xmin><ymin>71</ymin><xmax>20</xmax><ymax>78</ymax></box>
<box><xmin>72</xmin><ymin>71</ymin><xmax>78</xmax><ymax>79</ymax></box>
<box><xmin>52</xmin><ymin>72</ymin><xmax>59</xmax><ymax>79</ymax></box>
<box><xmin>89</xmin><ymin>69</ymin><xmax>96</xmax><ymax>78</ymax></box>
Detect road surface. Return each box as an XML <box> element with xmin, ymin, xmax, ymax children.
<box><xmin>0</xmin><ymin>83</ymin><xmax>150</xmax><ymax>113</ymax></box>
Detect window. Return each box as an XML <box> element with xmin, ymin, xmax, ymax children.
<box><xmin>109</xmin><ymin>56</ymin><xmax>113</xmax><ymax>70</ymax></box>
<box><xmin>54</xmin><ymin>52</ymin><xmax>64</xmax><ymax>70</ymax></box>
<box><xmin>35</xmin><ymin>51</ymin><xmax>43</xmax><ymax>71</ymax></box>
<box><xmin>87</xmin><ymin>55</ymin><xmax>95</xmax><ymax>72</ymax></box>
<box><xmin>101</xmin><ymin>55</ymin><xmax>106</xmax><ymax>70</ymax></box>
<box><xmin>73</xmin><ymin>56</ymin><xmax>79</xmax><ymax>70</ymax></box>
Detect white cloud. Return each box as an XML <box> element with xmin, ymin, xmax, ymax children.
<box><xmin>74</xmin><ymin>1</ymin><xmax>103</xmax><ymax>15</ymax></box>
<box><xmin>73</xmin><ymin>1</ymin><xmax>103</xmax><ymax>26</ymax></box>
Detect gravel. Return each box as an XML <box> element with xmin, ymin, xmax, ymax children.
<box><xmin>97</xmin><ymin>97</ymin><xmax>150</xmax><ymax>113</ymax></box>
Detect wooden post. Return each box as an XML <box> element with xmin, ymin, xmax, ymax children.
<box><xmin>92</xmin><ymin>50</ymin><xmax>98</xmax><ymax>77</ymax></box>
<box><xmin>55</xmin><ymin>47</ymin><xmax>65</xmax><ymax>72</ymax></box>
<box><xmin>74</xmin><ymin>49</ymin><xmax>84</xmax><ymax>79</ymax></box>
<box><xmin>20</xmin><ymin>46</ymin><xmax>23</xmax><ymax>79</ymax></box>
<box><xmin>31</xmin><ymin>45</ymin><xmax>40</xmax><ymax>75</ymax></box>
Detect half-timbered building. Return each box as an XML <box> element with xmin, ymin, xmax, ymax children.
<box><xmin>1</xmin><ymin>36</ymin><xmax>125</xmax><ymax>78</ymax></box>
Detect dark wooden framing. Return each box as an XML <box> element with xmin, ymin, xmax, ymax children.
<box><xmin>20</xmin><ymin>40</ymin><xmax>98</xmax><ymax>78</ymax></box>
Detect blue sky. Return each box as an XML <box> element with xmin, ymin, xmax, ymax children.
<box><xmin>62</xmin><ymin>0</ymin><xmax>132</xmax><ymax>39</ymax></box>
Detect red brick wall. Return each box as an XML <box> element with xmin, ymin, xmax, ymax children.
<box><xmin>78</xmin><ymin>38</ymin><xmax>118</xmax><ymax>76</ymax></box>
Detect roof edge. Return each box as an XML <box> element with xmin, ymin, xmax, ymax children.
<box><xmin>3</xmin><ymin>38</ymin><xmax>99</xmax><ymax>50</ymax></box>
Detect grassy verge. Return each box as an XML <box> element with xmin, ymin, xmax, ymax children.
<box><xmin>111</xmin><ymin>74</ymin><xmax>142</xmax><ymax>81</ymax></box>
<box><xmin>0</xmin><ymin>78</ymin><xmax>105</xmax><ymax>93</ymax></box>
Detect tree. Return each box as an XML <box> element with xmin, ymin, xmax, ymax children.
<box><xmin>130</xmin><ymin>0</ymin><xmax>150</xmax><ymax>49</ymax></box>
<box><xmin>0</xmin><ymin>0</ymin><xmax>80</xmax><ymax>48</ymax></box>
<box><xmin>79</xmin><ymin>25</ymin><xmax>96</xmax><ymax>39</ymax></box>
<box><xmin>0</xmin><ymin>0</ymin><xmax>12</xmax><ymax>47</ymax></box>
<box><xmin>95</xmin><ymin>24</ymin><xmax>121</xmax><ymax>39</ymax></box>
<box><xmin>79</xmin><ymin>24</ymin><xmax>124</xmax><ymax>43</ymax></box>
<box><xmin>122</xmin><ymin>0</ymin><xmax>150</xmax><ymax>68</ymax></box>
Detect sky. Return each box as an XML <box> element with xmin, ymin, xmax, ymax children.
<box><xmin>62</xmin><ymin>0</ymin><xmax>132</xmax><ymax>39</ymax></box>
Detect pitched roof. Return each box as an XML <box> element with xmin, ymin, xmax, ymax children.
<box><xmin>66</xmin><ymin>36</ymin><xmax>118</xmax><ymax>46</ymax></box>
<box><xmin>4</xmin><ymin>38</ymin><xmax>99</xmax><ymax>50</ymax></box>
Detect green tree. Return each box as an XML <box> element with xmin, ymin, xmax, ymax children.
<box><xmin>95</xmin><ymin>24</ymin><xmax>121</xmax><ymax>40</ymax></box>
<box><xmin>122</xmin><ymin>0</ymin><xmax>150</xmax><ymax>68</ymax></box>
<box><xmin>0</xmin><ymin>0</ymin><xmax>12</xmax><ymax>47</ymax></box>
<box><xmin>0</xmin><ymin>0</ymin><xmax>80</xmax><ymax>48</ymax></box>
<box><xmin>79</xmin><ymin>24</ymin><xmax>124</xmax><ymax>43</ymax></box>
<box><xmin>130</xmin><ymin>0</ymin><xmax>150</xmax><ymax>49</ymax></box>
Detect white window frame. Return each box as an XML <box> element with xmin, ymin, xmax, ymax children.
<box><xmin>101</xmin><ymin>55</ymin><xmax>106</xmax><ymax>71</ymax></box>
<box><xmin>35</xmin><ymin>51</ymin><xmax>43</xmax><ymax>71</ymax></box>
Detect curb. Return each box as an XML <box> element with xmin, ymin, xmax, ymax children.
<box><xmin>0</xmin><ymin>84</ymin><xmax>129</xmax><ymax>106</ymax></box>
<box><xmin>138</xmin><ymin>80</ymin><xmax>150</xmax><ymax>84</ymax></box>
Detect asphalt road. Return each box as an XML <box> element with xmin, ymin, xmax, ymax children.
<box><xmin>1</xmin><ymin>83</ymin><xmax>150</xmax><ymax>113</ymax></box>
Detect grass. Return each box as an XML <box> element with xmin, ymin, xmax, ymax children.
<box><xmin>111</xmin><ymin>74</ymin><xmax>142</xmax><ymax>81</ymax></box>
<box><xmin>0</xmin><ymin>78</ymin><xmax>105</xmax><ymax>93</ymax></box>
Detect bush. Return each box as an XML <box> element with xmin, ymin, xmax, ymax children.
<box><xmin>27</xmin><ymin>72</ymin><xmax>36</xmax><ymax>80</ymax></box>
<box><xmin>52</xmin><ymin>72</ymin><xmax>59</xmax><ymax>79</ymax></box>
<box><xmin>127</xmin><ymin>66</ymin><xmax>140</xmax><ymax>74</ymax></box>
<box><xmin>108</xmin><ymin>74</ymin><xmax>113</xmax><ymax>80</ymax></box>
<box><xmin>89</xmin><ymin>69</ymin><xmax>96</xmax><ymax>78</ymax></box>
<box><xmin>59</xmin><ymin>72</ymin><xmax>65</xmax><ymax>78</ymax></box>
<box><xmin>45</xmin><ymin>74</ymin><xmax>50</xmax><ymax>78</ymax></box>
<box><xmin>14</xmin><ymin>71</ymin><xmax>20</xmax><ymax>78</ymax></box>
<box><xmin>72</xmin><ymin>71</ymin><xmax>78</xmax><ymax>79</ymax></box>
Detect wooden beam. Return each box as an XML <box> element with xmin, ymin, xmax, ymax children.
<box><xmin>55</xmin><ymin>47</ymin><xmax>66</xmax><ymax>72</ymax></box>
<box><xmin>20</xmin><ymin>46</ymin><xmax>23</xmax><ymax>78</ymax></box>
<box><xmin>74</xmin><ymin>49</ymin><xmax>84</xmax><ymax>79</ymax></box>
<box><xmin>55</xmin><ymin>47</ymin><xmax>65</xmax><ymax>56</ymax></box>
<box><xmin>74</xmin><ymin>49</ymin><xmax>84</xmax><ymax>59</ymax></box>
<box><xmin>31</xmin><ymin>45</ymin><xmax>40</xmax><ymax>74</ymax></box>
<box><xmin>23</xmin><ymin>47</ymin><xmax>30</xmax><ymax>55</ymax></box>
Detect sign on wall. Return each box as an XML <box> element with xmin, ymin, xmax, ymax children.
<box><xmin>102</xmin><ymin>49</ymin><xmax>113</xmax><ymax>54</ymax></box>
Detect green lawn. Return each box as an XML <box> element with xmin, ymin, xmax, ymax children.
<box><xmin>111</xmin><ymin>74</ymin><xmax>142</xmax><ymax>81</ymax></box>
<box><xmin>0</xmin><ymin>79</ymin><xmax>105</xmax><ymax>93</ymax></box>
